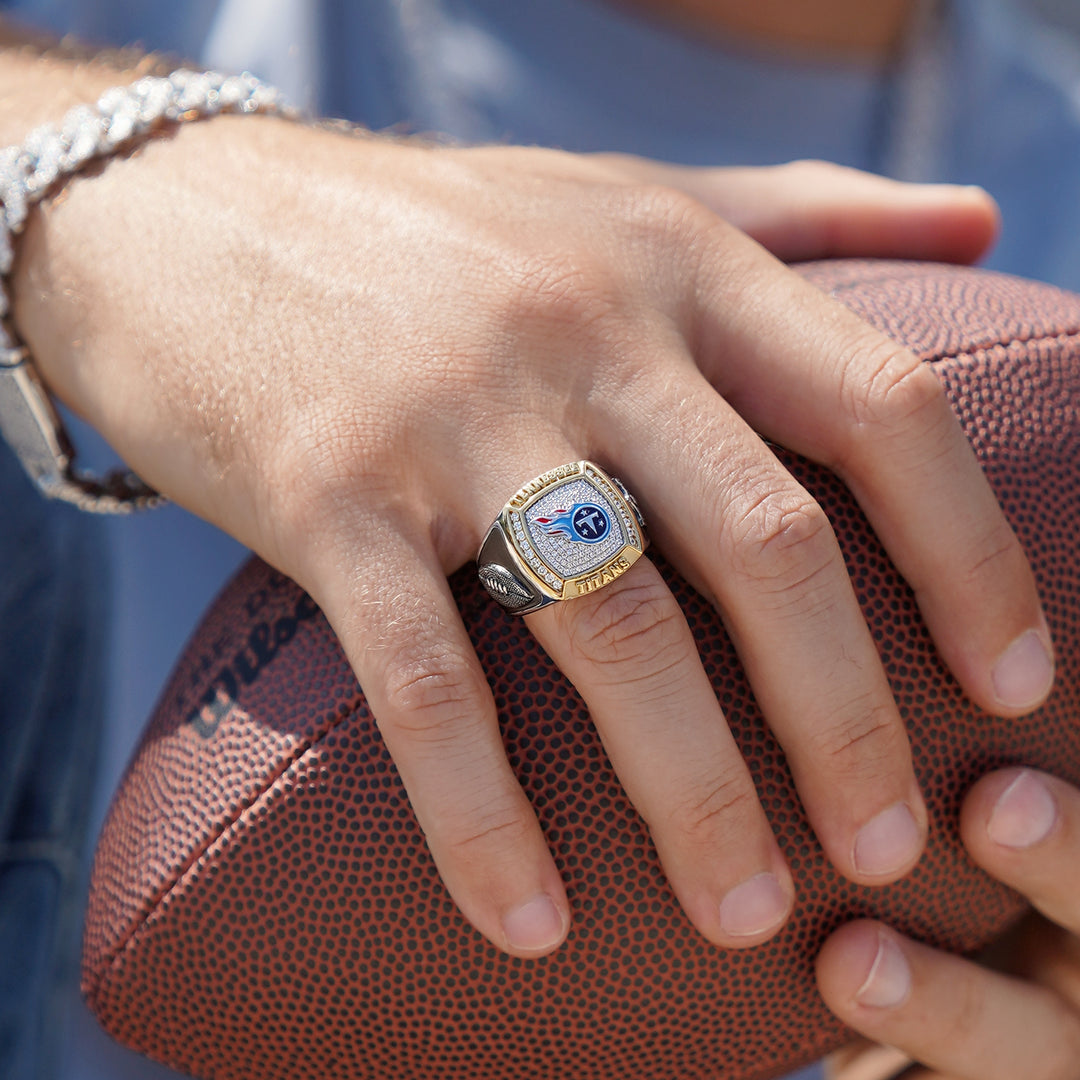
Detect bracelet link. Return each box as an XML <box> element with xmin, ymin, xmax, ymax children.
<box><xmin>0</xmin><ymin>67</ymin><xmax>293</xmax><ymax>512</ymax></box>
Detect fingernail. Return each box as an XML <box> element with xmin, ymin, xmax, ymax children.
<box><xmin>992</xmin><ymin>629</ymin><xmax>1054</xmax><ymax>710</ymax></box>
<box><xmin>718</xmin><ymin>873</ymin><xmax>790</xmax><ymax>938</ymax></box>
<box><xmin>853</xmin><ymin>802</ymin><xmax>921</xmax><ymax>878</ymax></box>
<box><xmin>987</xmin><ymin>770</ymin><xmax>1057</xmax><ymax>849</ymax></box>
<box><xmin>856</xmin><ymin>932</ymin><xmax>911</xmax><ymax>1009</ymax></box>
<box><xmin>502</xmin><ymin>894</ymin><xmax>566</xmax><ymax>953</ymax></box>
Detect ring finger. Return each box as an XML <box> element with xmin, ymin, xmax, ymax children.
<box><xmin>475</xmin><ymin>450</ymin><xmax>794</xmax><ymax>947</ymax></box>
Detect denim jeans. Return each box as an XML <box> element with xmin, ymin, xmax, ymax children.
<box><xmin>0</xmin><ymin>440</ymin><xmax>108</xmax><ymax>1080</ymax></box>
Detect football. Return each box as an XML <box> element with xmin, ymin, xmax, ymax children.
<box><xmin>83</xmin><ymin>261</ymin><xmax>1080</xmax><ymax>1080</ymax></box>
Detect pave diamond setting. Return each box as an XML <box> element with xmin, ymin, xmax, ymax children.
<box><xmin>497</xmin><ymin>461</ymin><xmax>646</xmax><ymax>604</ymax></box>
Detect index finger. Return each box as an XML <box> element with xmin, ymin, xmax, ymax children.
<box><xmin>687</xmin><ymin>228</ymin><xmax>1053</xmax><ymax>718</ymax></box>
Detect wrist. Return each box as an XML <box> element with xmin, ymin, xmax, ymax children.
<box><xmin>14</xmin><ymin>109</ymin><xmax>347</xmax><ymax>521</ymax></box>
<box><xmin>16</xmin><ymin>110</ymin><xmax>300</xmax><ymax>406</ymax></box>
<box><xmin>0</xmin><ymin>63</ymin><xmax>293</xmax><ymax>509</ymax></box>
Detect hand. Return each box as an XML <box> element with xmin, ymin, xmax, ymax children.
<box><xmin>820</xmin><ymin>767</ymin><xmax>1080</xmax><ymax>1080</ymax></box>
<box><xmin>15</xmin><ymin>103</ymin><xmax>1050</xmax><ymax>956</ymax></box>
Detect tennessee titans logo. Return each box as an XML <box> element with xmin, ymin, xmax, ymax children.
<box><xmin>535</xmin><ymin>502</ymin><xmax>611</xmax><ymax>544</ymax></box>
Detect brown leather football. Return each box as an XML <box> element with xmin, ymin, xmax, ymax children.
<box><xmin>83</xmin><ymin>260</ymin><xmax>1080</xmax><ymax>1080</ymax></box>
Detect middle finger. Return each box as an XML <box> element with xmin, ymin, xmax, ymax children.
<box><xmin>600</xmin><ymin>360</ymin><xmax>927</xmax><ymax>886</ymax></box>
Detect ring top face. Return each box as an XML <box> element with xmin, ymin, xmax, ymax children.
<box><xmin>499</xmin><ymin>461</ymin><xmax>646</xmax><ymax>603</ymax></box>
<box><xmin>524</xmin><ymin>480</ymin><xmax>624</xmax><ymax>578</ymax></box>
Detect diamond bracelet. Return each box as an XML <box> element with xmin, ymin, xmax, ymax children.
<box><xmin>0</xmin><ymin>68</ymin><xmax>294</xmax><ymax>513</ymax></box>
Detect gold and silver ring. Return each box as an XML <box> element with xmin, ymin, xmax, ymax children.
<box><xmin>477</xmin><ymin>461</ymin><xmax>648</xmax><ymax>615</ymax></box>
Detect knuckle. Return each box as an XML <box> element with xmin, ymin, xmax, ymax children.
<box><xmin>842</xmin><ymin>340</ymin><xmax>946</xmax><ymax>437</ymax></box>
<box><xmin>441</xmin><ymin>803</ymin><xmax>534</xmax><ymax>862</ymax></box>
<box><xmin>565</xmin><ymin>577</ymin><xmax>685</xmax><ymax>671</ymax></box>
<box><xmin>810</xmin><ymin>696</ymin><xmax>908</xmax><ymax>781</ymax></box>
<box><xmin>665</xmin><ymin>770</ymin><xmax>759</xmax><ymax>846</ymax></box>
<box><xmin>266</xmin><ymin>404</ymin><xmax>392</xmax><ymax>533</ymax></box>
<box><xmin>503</xmin><ymin>244</ymin><xmax>629</xmax><ymax>341</ymax></box>
<box><xmin>378</xmin><ymin>650</ymin><xmax>484</xmax><ymax>744</ymax></box>
<box><xmin>616</xmin><ymin>182</ymin><xmax>715</xmax><ymax>243</ymax></box>
<box><xmin>724</xmin><ymin>485</ymin><xmax>837</xmax><ymax>594</ymax></box>
<box><xmin>776</xmin><ymin>158</ymin><xmax>842</xmax><ymax>183</ymax></box>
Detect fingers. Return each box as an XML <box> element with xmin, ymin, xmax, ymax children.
<box><xmin>960</xmin><ymin>768</ymin><xmax>1080</xmax><ymax>937</ymax></box>
<box><xmin>817</xmin><ymin>921</ymin><xmax>1080</xmax><ymax>1080</ymax></box>
<box><xmin>601</xmin><ymin>367</ymin><xmax>926</xmax><ymax>887</ymax></box>
<box><xmin>307</xmin><ymin>518</ymin><xmax>569</xmax><ymax>959</ymax></box>
<box><xmin>820</xmin><ymin>768</ymin><xmax>1080</xmax><ymax>1080</ymax></box>
<box><xmin>469</xmin><ymin>444</ymin><xmax>799</xmax><ymax>948</ymax></box>
<box><xmin>706</xmin><ymin>161</ymin><xmax>999</xmax><ymax>264</ymax></box>
<box><xmin>593</xmin><ymin>156</ymin><xmax>1000</xmax><ymax>264</ymax></box>
<box><xmin>684</xmin><ymin>220</ymin><xmax>1052</xmax><ymax>718</ymax></box>
<box><xmin>528</xmin><ymin>557</ymin><xmax>795</xmax><ymax>947</ymax></box>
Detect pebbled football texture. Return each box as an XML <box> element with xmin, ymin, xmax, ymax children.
<box><xmin>83</xmin><ymin>261</ymin><xmax>1080</xmax><ymax>1080</ymax></box>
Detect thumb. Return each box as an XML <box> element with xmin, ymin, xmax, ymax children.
<box><xmin>595</xmin><ymin>156</ymin><xmax>1000</xmax><ymax>264</ymax></box>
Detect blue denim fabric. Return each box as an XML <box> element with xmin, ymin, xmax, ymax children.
<box><xmin>0</xmin><ymin>440</ymin><xmax>108</xmax><ymax>1080</ymax></box>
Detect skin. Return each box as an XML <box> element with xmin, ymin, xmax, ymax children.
<box><xmin>1</xmin><ymin>5</ymin><xmax>1070</xmax><ymax>1077</ymax></box>
<box><xmin>637</xmin><ymin>7</ymin><xmax>1080</xmax><ymax>1072</ymax></box>
<box><xmin>820</xmin><ymin>769</ymin><xmax>1080</xmax><ymax>1080</ymax></box>
<box><xmin>631</xmin><ymin>8</ymin><xmax>1080</xmax><ymax>1072</ymax></box>
<box><xmin>0</xmin><ymin>20</ymin><xmax>1051</xmax><ymax>963</ymax></box>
